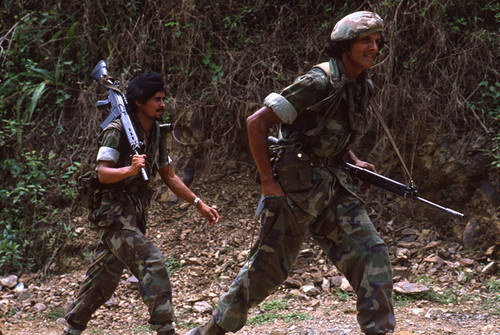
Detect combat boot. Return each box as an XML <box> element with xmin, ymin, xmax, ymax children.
<box><xmin>62</xmin><ymin>324</ymin><xmax>82</xmax><ymax>335</ymax></box>
<box><xmin>185</xmin><ymin>317</ymin><xmax>227</xmax><ymax>335</ymax></box>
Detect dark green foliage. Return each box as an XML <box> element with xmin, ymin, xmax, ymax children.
<box><xmin>0</xmin><ymin>0</ymin><xmax>498</xmax><ymax>273</ymax></box>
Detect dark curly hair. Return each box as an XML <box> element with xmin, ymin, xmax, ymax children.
<box><xmin>126</xmin><ymin>72</ymin><xmax>166</xmax><ymax>114</ymax></box>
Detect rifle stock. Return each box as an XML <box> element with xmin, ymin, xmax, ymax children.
<box><xmin>342</xmin><ymin>162</ymin><xmax>464</xmax><ymax>218</ymax></box>
<box><xmin>91</xmin><ymin>60</ymin><xmax>148</xmax><ymax>181</ymax></box>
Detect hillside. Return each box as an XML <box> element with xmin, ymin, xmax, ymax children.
<box><xmin>1</xmin><ymin>164</ymin><xmax>499</xmax><ymax>334</ymax></box>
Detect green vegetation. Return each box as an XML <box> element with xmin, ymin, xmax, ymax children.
<box><xmin>332</xmin><ymin>287</ymin><xmax>355</xmax><ymax>302</ymax></box>
<box><xmin>485</xmin><ymin>277</ymin><xmax>500</xmax><ymax>314</ymax></box>
<box><xmin>248</xmin><ymin>311</ymin><xmax>312</xmax><ymax>326</ymax></box>
<box><xmin>0</xmin><ymin>0</ymin><xmax>498</xmax><ymax>275</ymax></box>
<box><xmin>165</xmin><ymin>257</ymin><xmax>182</xmax><ymax>275</ymax></box>
<box><xmin>399</xmin><ymin>275</ymin><xmax>500</xmax><ymax>312</ymax></box>
<box><xmin>44</xmin><ymin>306</ymin><xmax>65</xmax><ymax>321</ymax></box>
<box><xmin>260</xmin><ymin>298</ymin><xmax>289</xmax><ymax>311</ymax></box>
<box><xmin>247</xmin><ymin>298</ymin><xmax>311</xmax><ymax>326</ymax></box>
<box><xmin>130</xmin><ymin>325</ymin><xmax>153</xmax><ymax>333</ymax></box>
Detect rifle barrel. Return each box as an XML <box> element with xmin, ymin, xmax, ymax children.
<box><xmin>343</xmin><ymin>162</ymin><xmax>464</xmax><ymax>219</ymax></box>
<box><xmin>415</xmin><ymin>197</ymin><xmax>464</xmax><ymax>218</ymax></box>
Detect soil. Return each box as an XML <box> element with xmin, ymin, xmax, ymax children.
<box><xmin>1</xmin><ymin>163</ymin><xmax>499</xmax><ymax>335</ymax></box>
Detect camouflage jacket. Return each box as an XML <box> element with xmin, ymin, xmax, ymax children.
<box><xmin>263</xmin><ymin>57</ymin><xmax>373</xmax><ymax>216</ymax></box>
<box><xmin>90</xmin><ymin>118</ymin><xmax>171</xmax><ymax>231</ymax></box>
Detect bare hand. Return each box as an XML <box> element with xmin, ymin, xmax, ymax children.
<box><xmin>129</xmin><ymin>154</ymin><xmax>146</xmax><ymax>176</ymax></box>
<box><xmin>354</xmin><ymin>159</ymin><xmax>376</xmax><ymax>191</ymax></box>
<box><xmin>197</xmin><ymin>201</ymin><xmax>220</xmax><ymax>225</ymax></box>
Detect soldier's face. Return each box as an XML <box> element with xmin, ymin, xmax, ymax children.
<box><xmin>343</xmin><ymin>32</ymin><xmax>382</xmax><ymax>75</ymax></box>
<box><xmin>137</xmin><ymin>91</ymin><xmax>166</xmax><ymax>122</ymax></box>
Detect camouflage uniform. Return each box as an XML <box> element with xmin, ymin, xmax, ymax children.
<box><xmin>212</xmin><ymin>13</ymin><xmax>395</xmax><ymax>335</ymax></box>
<box><xmin>65</xmin><ymin>118</ymin><xmax>176</xmax><ymax>334</ymax></box>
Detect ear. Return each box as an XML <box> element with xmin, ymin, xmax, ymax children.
<box><xmin>134</xmin><ymin>99</ymin><xmax>144</xmax><ymax>111</ymax></box>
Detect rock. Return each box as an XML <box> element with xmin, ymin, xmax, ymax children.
<box><xmin>75</xmin><ymin>227</ymin><xmax>86</xmax><ymax>234</ymax></box>
<box><xmin>424</xmin><ymin>255</ymin><xmax>443</xmax><ymax>264</ymax></box>
<box><xmin>312</xmin><ymin>273</ymin><xmax>323</xmax><ymax>285</ymax></box>
<box><xmin>330</xmin><ymin>276</ymin><xmax>343</xmax><ymax>287</ymax></box>
<box><xmin>16</xmin><ymin>290</ymin><xmax>31</xmax><ymax>302</ymax></box>
<box><xmin>459</xmin><ymin>258</ymin><xmax>475</xmax><ymax>267</ymax></box>
<box><xmin>32</xmin><ymin>303</ymin><xmax>47</xmax><ymax>313</ymax></box>
<box><xmin>13</xmin><ymin>282</ymin><xmax>24</xmax><ymax>292</ymax></box>
<box><xmin>236</xmin><ymin>250</ymin><xmax>249</xmax><ymax>263</ymax></box>
<box><xmin>393</xmin><ymin>281</ymin><xmax>430</xmax><ymax>295</ymax></box>
<box><xmin>301</xmin><ymin>284</ymin><xmax>320</xmax><ymax>296</ymax></box>
<box><xmin>482</xmin><ymin>325</ymin><xmax>496</xmax><ymax>333</ymax></box>
<box><xmin>424</xmin><ymin>307</ymin><xmax>447</xmax><ymax>320</ymax></box>
<box><xmin>339</xmin><ymin>278</ymin><xmax>353</xmax><ymax>292</ymax></box>
<box><xmin>411</xmin><ymin>308</ymin><xmax>425</xmax><ymax>316</ymax></box>
<box><xmin>193</xmin><ymin>301</ymin><xmax>212</xmax><ymax>313</ymax></box>
<box><xmin>463</xmin><ymin>221</ymin><xmax>479</xmax><ymax>246</ymax></box>
<box><xmin>1</xmin><ymin>275</ymin><xmax>18</xmax><ymax>289</ymax></box>
<box><xmin>396</xmin><ymin>248</ymin><xmax>411</xmax><ymax>261</ymax></box>
<box><xmin>298</xmin><ymin>248</ymin><xmax>314</xmax><ymax>257</ymax></box>
<box><xmin>284</xmin><ymin>277</ymin><xmax>302</xmax><ymax>289</ymax></box>
<box><xmin>104</xmin><ymin>295</ymin><xmax>119</xmax><ymax>307</ymax></box>
<box><xmin>422</xmin><ymin>240</ymin><xmax>441</xmax><ymax>250</ymax></box>
<box><xmin>127</xmin><ymin>275</ymin><xmax>139</xmax><ymax>288</ymax></box>
<box><xmin>485</xmin><ymin>245</ymin><xmax>500</xmax><ymax>259</ymax></box>
<box><xmin>321</xmin><ymin>278</ymin><xmax>330</xmax><ymax>293</ymax></box>
<box><xmin>0</xmin><ymin>299</ymin><xmax>9</xmax><ymax>316</ymax></box>
<box><xmin>392</xmin><ymin>266</ymin><xmax>410</xmax><ymax>278</ymax></box>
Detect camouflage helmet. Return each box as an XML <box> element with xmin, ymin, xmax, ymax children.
<box><xmin>330</xmin><ymin>11</ymin><xmax>384</xmax><ymax>41</ymax></box>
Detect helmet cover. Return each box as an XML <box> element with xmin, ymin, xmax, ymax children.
<box><xmin>331</xmin><ymin>11</ymin><xmax>384</xmax><ymax>41</ymax></box>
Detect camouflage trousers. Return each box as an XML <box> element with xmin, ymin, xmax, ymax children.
<box><xmin>214</xmin><ymin>192</ymin><xmax>395</xmax><ymax>335</ymax></box>
<box><xmin>65</xmin><ymin>228</ymin><xmax>175</xmax><ymax>333</ymax></box>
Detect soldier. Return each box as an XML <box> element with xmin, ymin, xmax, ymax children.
<box><xmin>187</xmin><ymin>11</ymin><xmax>395</xmax><ymax>335</ymax></box>
<box><xmin>63</xmin><ymin>72</ymin><xmax>219</xmax><ymax>335</ymax></box>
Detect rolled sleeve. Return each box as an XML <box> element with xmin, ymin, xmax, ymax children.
<box><xmin>264</xmin><ymin>92</ymin><xmax>298</xmax><ymax>124</ymax></box>
<box><xmin>97</xmin><ymin>146</ymin><xmax>120</xmax><ymax>163</ymax></box>
<box><xmin>275</xmin><ymin>68</ymin><xmax>331</xmax><ymax>123</ymax></box>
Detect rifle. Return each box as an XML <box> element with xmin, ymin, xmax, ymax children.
<box><xmin>341</xmin><ymin>162</ymin><xmax>464</xmax><ymax>218</ymax></box>
<box><xmin>90</xmin><ymin>60</ymin><xmax>148</xmax><ymax>181</ymax></box>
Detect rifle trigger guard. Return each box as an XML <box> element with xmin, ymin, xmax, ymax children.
<box><xmin>409</xmin><ymin>184</ymin><xmax>418</xmax><ymax>198</ymax></box>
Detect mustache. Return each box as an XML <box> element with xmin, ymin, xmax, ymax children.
<box><xmin>156</xmin><ymin>108</ymin><xmax>164</xmax><ymax>112</ymax></box>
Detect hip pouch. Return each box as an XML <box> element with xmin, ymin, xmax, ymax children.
<box><xmin>275</xmin><ymin>146</ymin><xmax>313</xmax><ymax>193</ymax></box>
<box><xmin>78</xmin><ymin>170</ymin><xmax>102</xmax><ymax>210</ymax></box>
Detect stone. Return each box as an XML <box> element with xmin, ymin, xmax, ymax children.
<box><xmin>193</xmin><ymin>301</ymin><xmax>212</xmax><ymax>313</ymax></box>
<box><xmin>339</xmin><ymin>278</ymin><xmax>353</xmax><ymax>292</ymax></box>
<box><xmin>284</xmin><ymin>277</ymin><xmax>302</xmax><ymax>288</ymax></box>
<box><xmin>321</xmin><ymin>278</ymin><xmax>330</xmax><ymax>293</ymax></box>
<box><xmin>393</xmin><ymin>281</ymin><xmax>430</xmax><ymax>295</ymax></box>
<box><xmin>32</xmin><ymin>303</ymin><xmax>47</xmax><ymax>313</ymax></box>
<box><xmin>301</xmin><ymin>284</ymin><xmax>320</xmax><ymax>296</ymax></box>
<box><xmin>0</xmin><ymin>275</ymin><xmax>18</xmax><ymax>289</ymax></box>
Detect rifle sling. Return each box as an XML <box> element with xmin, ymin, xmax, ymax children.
<box><xmin>314</xmin><ymin>61</ymin><xmax>415</xmax><ymax>186</ymax></box>
<box><xmin>370</xmin><ymin>99</ymin><xmax>415</xmax><ymax>187</ymax></box>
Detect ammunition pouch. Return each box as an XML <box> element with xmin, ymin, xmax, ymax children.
<box><xmin>78</xmin><ymin>170</ymin><xmax>102</xmax><ymax>210</ymax></box>
<box><xmin>275</xmin><ymin>146</ymin><xmax>313</xmax><ymax>193</ymax></box>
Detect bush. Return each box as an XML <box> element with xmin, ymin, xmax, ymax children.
<box><xmin>0</xmin><ymin>0</ymin><xmax>498</xmax><ymax>273</ymax></box>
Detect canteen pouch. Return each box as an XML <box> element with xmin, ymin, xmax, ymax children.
<box><xmin>79</xmin><ymin>170</ymin><xmax>101</xmax><ymax>210</ymax></box>
<box><xmin>275</xmin><ymin>146</ymin><xmax>312</xmax><ymax>193</ymax></box>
